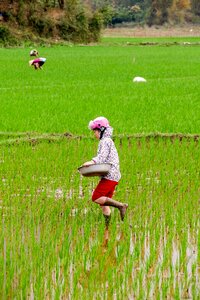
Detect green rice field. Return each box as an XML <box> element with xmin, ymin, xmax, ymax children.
<box><xmin>1</xmin><ymin>37</ymin><xmax>200</xmax><ymax>135</ymax></box>
<box><xmin>0</xmin><ymin>37</ymin><xmax>200</xmax><ymax>299</ymax></box>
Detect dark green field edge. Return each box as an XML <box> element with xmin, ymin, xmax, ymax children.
<box><xmin>1</xmin><ymin>131</ymin><xmax>200</xmax><ymax>145</ymax></box>
<box><xmin>101</xmin><ymin>41</ymin><xmax>200</xmax><ymax>47</ymax></box>
<box><xmin>100</xmin><ymin>37</ymin><xmax>200</xmax><ymax>47</ymax></box>
<box><xmin>127</xmin><ymin>41</ymin><xmax>200</xmax><ymax>47</ymax></box>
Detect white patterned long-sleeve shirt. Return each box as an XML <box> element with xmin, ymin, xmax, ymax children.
<box><xmin>92</xmin><ymin>127</ymin><xmax>121</xmax><ymax>182</ymax></box>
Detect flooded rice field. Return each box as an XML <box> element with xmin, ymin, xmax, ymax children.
<box><xmin>0</xmin><ymin>138</ymin><xmax>199</xmax><ymax>299</ymax></box>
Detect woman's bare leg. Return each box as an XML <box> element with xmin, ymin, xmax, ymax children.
<box><xmin>94</xmin><ymin>196</ymin><xmax>128</xmax><ymax>221</ymax></box>
<box><xmin>101</xmin><ymin>206</ymin><xmax>111</xmax><ymax>228</ymax></box>
<box><xmin>101</xmin><ymin>206</ymin><xmax>111</xmax><ymax>215</ymax></box>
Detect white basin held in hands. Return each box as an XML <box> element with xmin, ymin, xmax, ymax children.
<box><xmin>78</xmin><ymin>163</ymin><xmax>111</xmax><ymax>177</ymax></box>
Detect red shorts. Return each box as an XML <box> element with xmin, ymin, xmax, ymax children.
<box><xmin>92</xmin><ymin>178</ymin><xmax>118</xmax><ymax>201</ymax></box>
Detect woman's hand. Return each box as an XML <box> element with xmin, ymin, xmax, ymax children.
<box><xmin>82</xmin><ymin>160</ymin><xmax>95</xmax><ymax>166</ymax></box>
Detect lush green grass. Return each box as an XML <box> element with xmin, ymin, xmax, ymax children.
<box><xmin>0</xmin><ymin>39</ymin><xmax>200</xmax><ymax>135</ymax></box>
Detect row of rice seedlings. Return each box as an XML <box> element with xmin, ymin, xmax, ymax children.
<box><xmin>0</xmin><ymin>138</ymin><xmax>199</xmax><ymax>298</ymax></box>
<box><xmin>117</xmin><ymin>137</ymin><xmax>199</xmax><ymax>298</ymax></box>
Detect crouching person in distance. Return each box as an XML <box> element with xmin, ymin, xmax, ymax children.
<box><xmin>82</xmin><ymin>116</ymin><xmax>128</xmax><ymax>228</ymax></box>
<box><xmin>29</xmin><ymin>58</ymin><xmax>46</xmax><ymax>70</ymax></box>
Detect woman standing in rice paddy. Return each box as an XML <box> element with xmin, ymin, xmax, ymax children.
<box><xmin>82</xmin><ymin>116</ymin><xmax>128</xmax><ymax>228</ymax></box>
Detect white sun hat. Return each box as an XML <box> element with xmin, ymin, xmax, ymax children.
<box><xmin>133</xmin><ymin>76</ymin><xmax>147</xmax><ymax>82</ymax></box>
